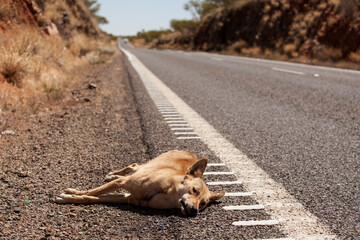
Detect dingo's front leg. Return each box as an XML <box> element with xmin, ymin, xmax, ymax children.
<box><xmin>55</xmin><ymin>193</ymin><xmax>131</xmax><ymax>204</ymax></box>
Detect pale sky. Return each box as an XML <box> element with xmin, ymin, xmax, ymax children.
<box><xmin>96</xmin><ymin>0</ymin><xmax>193</xmax><ymax>36</ymax></box>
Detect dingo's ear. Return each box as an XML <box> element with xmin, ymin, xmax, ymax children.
<box><xmin>210</xmin><ymin>190</ymin><xmax>225</xmax><ymax>202</ymax></box>
<box><xmin>186</xmin><ymin>158</ymin><xmax>208</xmax><ymax>178</ymax></box>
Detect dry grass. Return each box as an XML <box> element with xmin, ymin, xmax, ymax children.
<box><xmin>68</xmin><ymin>30</ymin><xmax>99</xmax><ymax>57</ymax></box>
<box><xmin>0</xmin><ymin>0</ymin><xmax>113</xmax><ymax>115</ymax></box>
<box><xmin>283</xmin><ymin>43</ymin><xmax>298</xmax><ymax>57</ymax></box>
<box><xmin>228</xmin><ymin>40</ymin><xmax>248</xmax><ymax>52</ymax></box>
<box><xmin>349</xmin><ymin>50</ymin><xmax>360</xmax><ymax>63</ymax></box>
<box><xmin>241</xmin><ymin>46</ymin><xmax>262</xmax><ymax>56</ymax></box>
<box><xmin>0</xmin><ymin>22</ymin><xmax>116</xmax><ymax>114</ymax></box>
<box><xmin>0</xmin><ymin>26</ymin><xmax>89</xmax><ymax>113</ymax></box>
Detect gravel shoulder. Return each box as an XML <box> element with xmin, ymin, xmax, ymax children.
<box><xmin>0</xmin><ymin>53</ymin><xmax>153</xmax><ymax>239</ymax></box>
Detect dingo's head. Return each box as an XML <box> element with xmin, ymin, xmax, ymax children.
<box><xmin>178</xmin><ymin>158</ymin><xmax>225</xmax><ymax>216</ymax></box>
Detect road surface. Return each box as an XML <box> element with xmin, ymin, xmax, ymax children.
<box><xmin>120</xmin><ymin>40</ymin><xmax>359</xmax><ymax>239</ymax></box>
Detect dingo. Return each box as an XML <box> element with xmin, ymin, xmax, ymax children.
<box><xmin>55</xmin><ymin>150</ymin><xmax>225</xmax><ymax>216</ymax></box>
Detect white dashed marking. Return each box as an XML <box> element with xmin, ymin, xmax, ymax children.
<box><xmin>171</xmin><ymin>128</ymin><xmax>193</xmax><ymax>131</ymax></box>
<box><xmin>272</xmin><ymin>67</ymin><xmax>306</xmax><ymax>75</ymax></box>
<box><xmin>254</xmin><ymin>238</ymin><xmax>294</xmax><ymax>240</ymax></box>
<box><xmin>176</xmin><ymin>136</ymin><xmax>201</xmax><ymax>140</ymax></box>
<box><xmin>211</xmin><ymin>57</ymin><xmax>223</xmax><ymax>61</ymax></box>
<box><xmin>160</xmin><ymin>111</ymin><xmax>177</xmax><ymax>114</ymax></box>
<box><xmin>203</xmin><ymin>171</ymin><xmax>234</xmax><ymax>175</ymax></box>
<box><xmin>165</xmin><ymin>120</ymin><xmax>188</xmax><ymax>123</ymax></box>
<box><xmin>207</xmin><ymin>163</ymin><xmax>226</xmax><ymax>167</ymax></box>
<box><xmin>207</xmin><ymin>180</ymin><xmax>243</xmax><ymax>185</ymax></box>
<box><xmin>160</xmin><ymin>114</ymin><xmax>179</xmax><ymax>117</ymax></box>
<box><xmin>174</xmin><ymin>132</ymin><xmax>198</xmax><ymax>135</ymax></box>
<box><xmin>225</xmin><ymin>192</ymin><xmax>254</xmax><ymax>197</ymax></box>
<box><xmin>232</xmin><ymin>220</ymin><xmax>279</xmax><ymax>226</ymax></box>
<box><xmin>169</xmin><ymin>124</ymin><xmax>191</xmax><ymax>127</ymax></box>
<box><xmin>223</xmin><ymin>205</ymin><xmax>265</xmax><ymax>211</ymax></box>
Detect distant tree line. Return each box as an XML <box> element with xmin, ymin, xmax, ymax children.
<box><xmin>127</xmin><ymin>0</ymin><xmax>241</xmax><ymax>42</ymax></box>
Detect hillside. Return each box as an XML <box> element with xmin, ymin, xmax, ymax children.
<box><xmin>0</xmin><ymin>0</ymin><xmax>115</xmax><ymax>114</ymax></box>
<box><xmin>154</xmin><ymin>0</ymin><xmax>360</xmax><ymax>68</ymax></box>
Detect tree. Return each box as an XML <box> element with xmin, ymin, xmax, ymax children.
<box><xmin>184</xmin><ymin>0</ymin><xmax>238</xmax><ymax>19</ymax></box>
<box><xmin>184</xmin><ymin>0</ymin><xmax>203</xmax><ymax>20</ymax></box>
<box><xmin>83</xmin><ymin>0</ymin><xmax>108</xmax><ymax>25</ymax></box>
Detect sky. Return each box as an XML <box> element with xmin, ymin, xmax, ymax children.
<box><xmin>96</xmin><ymin>0</ymin><xmax>193</xmax><ymax>36</ymax></box>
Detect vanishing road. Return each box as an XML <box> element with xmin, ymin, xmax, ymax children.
<box><xmin>120</xmin><ymin>41</ymin><xmax>359</xmax><ymax>239</ymax></box>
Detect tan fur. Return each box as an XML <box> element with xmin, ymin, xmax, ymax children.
<box><xmin>55</xmin><ymin>150</ymin><xmax>225</xmax><ymax>216</ymax></box>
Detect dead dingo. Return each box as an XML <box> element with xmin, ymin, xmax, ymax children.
<box><xmin>55</xmin><ymin>150</ymin><xmax>225</xmax><ymax>216</ymax></box>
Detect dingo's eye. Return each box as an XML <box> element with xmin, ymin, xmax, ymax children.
<box><xmin>193</xmin><ymin>187</ymin><xmax>198</xmax><ymax>195</ymax></box>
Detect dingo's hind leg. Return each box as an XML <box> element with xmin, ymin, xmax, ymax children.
<box><xmin>105</xmin><ymin>163</ymin><xmax>140</xmax><ymax>181</ymax></box>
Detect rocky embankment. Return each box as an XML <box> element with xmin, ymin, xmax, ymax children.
<box><xmin>156</xmin><ymin>0</ymin><xmax>360</xmax><ymax>64</ymax></box>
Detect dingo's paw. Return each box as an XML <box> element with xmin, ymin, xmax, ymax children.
<box><xmin>55</xmin><ymin>193</ymin><xmax>74</xmax><ymax>203</ymax></box>
<box><xmin>105</xmin><ymin>174</ymin><xmax>121</xmax><ymax>182</ymax></box>
<box><xmin>64</xmin><ymin>188</ymin><xmax>84</xmax><ymax>195</ymax></box>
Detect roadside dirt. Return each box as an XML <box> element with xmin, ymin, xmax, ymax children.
<box><xmin>0</xmin><ymin>53</ymin><xmax>156</xmax><ymax>239</ymax></box>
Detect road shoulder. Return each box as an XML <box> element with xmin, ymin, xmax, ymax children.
<box><xmin>0</xmin><ymin>53</ymin><xmax>149</xmax><ymax>238</ymax></box>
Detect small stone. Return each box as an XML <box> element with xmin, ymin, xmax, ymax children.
<box><xmin>13</xmin><ymin>207</ymin><xmax>21</xmax><ymax>213</ymax></box>
<box><xmin>84</xmin><ymin>98</ymin><xmax>91</xmax><ymax>102</ymax></box>
<box><xmin>65</xmin><ymin>212</ymin><xmax>77</xmax><ymax>217</ymax></box>
<box><xmin>88</xmin><ymin>83</ymin><xmax>97</xmax><ymax>89</ymax></box>
<box><xmin>17</xmin><ymin>172</ymin><xmax>29</xmax><ymax>178</ymax></box>
<box><xmin>1</xmin><ymin>130</ymin><xmax>15</xmax><ymax>135</ymax></box>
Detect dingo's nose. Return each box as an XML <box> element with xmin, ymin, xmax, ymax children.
<box><xmin>188</xmin><ymin>206</ymin><xmax>198</xmax><ymax>217</ymax></box>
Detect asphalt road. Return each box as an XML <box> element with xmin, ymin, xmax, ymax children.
<box><xmin>121</xmin><ymin>43</ymin><xmax>360</xmax><ymax>239</ymax></box>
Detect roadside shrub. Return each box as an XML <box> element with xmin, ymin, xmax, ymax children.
<box><xmin>0</xmin><ymin>52</ymin><xmax>25</xmax><ymax>88</ymax></box>
<box><xmin>171</xmin><ymin>19</ymin><xmax>200</xmax><ymax>33</ymax></box>
<box><xmin>136</xmin><ymin>29</ymin><xmax>173</xmax><ymax>43</ymax></box>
